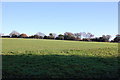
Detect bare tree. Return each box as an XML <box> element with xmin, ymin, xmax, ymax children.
<box><xmin>81</xmin><ymin>32</ymin><xmax>87</xmax><ymax>38</ymax></box>
<box><xmin>64</xmin><ymin>32</ymin><xmax>75</xmax><ymax>40</ymax></box>
<box><xmin>49</xmin><ymin>33</ymin><xmax>57</xmax><ymax>40</ymax></box>
<box><xmin>9</xmin><ymin>30</ymin><xmax>20</xmax><ymax>38</ymax></box>
<box><xmin>86</xmin><ymin>32</ymin><xmax>94</xmax><ymax>38</ymax></box>
<box><xmin>106</xmin><ymin>35</ymin><xmax>111</xmax><ymax>40</ymax></box>
<box><xmin>100</xmin><ymin>35</ymin><xmax>111</xmax><ymax>42</ymax></box>
<box><xmin>103</xmin><ymin>35</ymin><xmax>111</xmax><ymax>41</ymax></box>
<box><xmin>64</xmin><ymin>32</ymin><xmax>74</xmax><ymax>36</ymax></box>
<box><xmin>35</xmin><ymin>32</ymin><xmax>45</xmax><ymax>39</ymax></box>
<box><xmin>19</xmin><ymin>33</ymin><xmax>28</xmax><ymax>38</ymax></box>
<box><xmin>74</xmin><ymin>33</ymin><xmax>82</xmax><ymax>40</ymax></box>
<box><xmin>114</xmin><ymin>34</ymin><xmax>120</xmax><ymax>42</ymax></box>
<box><xmin>0</xmin><ymin>33</ymin><xmax>4</xmax><ymax>37</ymax></box>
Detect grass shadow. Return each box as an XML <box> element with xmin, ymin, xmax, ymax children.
<box><xmin>2</xmin><ymin>54</ymin><xmax>120</xmax><ymax>79</ymax></box>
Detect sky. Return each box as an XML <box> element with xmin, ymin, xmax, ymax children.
<box><xmin>2</xmin><ymin>2</ymin><xmax>118</xmax><ymax>39</ymax></box>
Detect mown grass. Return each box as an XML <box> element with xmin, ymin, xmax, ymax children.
<box><xmin>2</xmin><ymin>38</ymin><xmax>119</xmax><ymax>79</ymax></box>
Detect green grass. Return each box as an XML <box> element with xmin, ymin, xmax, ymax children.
<box><xmin>2</xmin><ymin>38</ymin><xmax>119</xmax><ymax>78</ymax></box>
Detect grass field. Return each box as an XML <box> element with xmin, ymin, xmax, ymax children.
<box><xmin>2</xmin><ymin>38</ymin><xmax>119</xmax><ymax>79</ymax></box>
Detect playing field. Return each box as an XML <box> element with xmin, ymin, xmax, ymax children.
<box><xmin>2</xmin><ymin>38</ymin><xmax>119</xmax><ymax>78</ymax></box>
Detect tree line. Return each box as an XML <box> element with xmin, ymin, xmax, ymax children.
<box><xmin>0</xmin><ymin>30</ymin><xmax>120</xmax><ymax>42</ymax></box>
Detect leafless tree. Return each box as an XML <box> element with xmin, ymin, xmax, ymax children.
<box><xmin>81</xmin><ymin>32</ymin><xmax>87</xmax><ymax>38</ymax></box>
<box><xmin>49</xmin><ymin>33</ymin><xmax>57</xmax><ymax>39</ymax></box>
<box><xmin>0</xmin><ymin>33</ymin><xmax>4</xmax><ymax>37</ymax></box>
<box><xmin>19</xmin><ymin>33</ymin><xmax>28</xmax><ymax>38</ymax></box>
<box><xmin>74</xmin><ymin>33</ymin><xmax>82</xmax><ymax>40</ymax></box>
<box><xmin>64</xmin><ymin>32</ymin><xmax>75</xmax><ymax>40</ymax></box>
<box><xmin>9</xmin><ymin>30</ymin><xmax>20</xmax><ymax>37</ymax></box>
<box><xmin>35</xmin><ymin>32</ymin><xmax>45</xmax><ymax>39</ymax></box>
<box><xmin>86</xmin><ymin>32</ymin><xmax>94</xmax><ymax>38</ymax></box>
<box><xmin>64</xmin><ymin>32</ymin><xmax>74</xmax><ymax>36</ymax></box>
<box><xmin>102</xmin><ymin>35</ymin><xmax>111</xmax><ymax>41</ymax></box>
